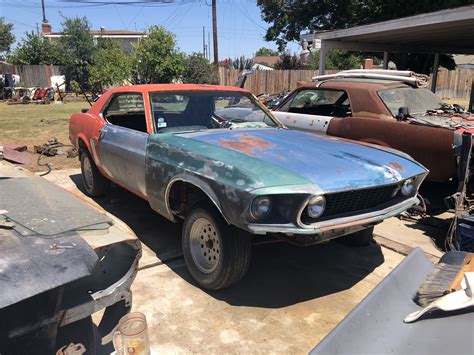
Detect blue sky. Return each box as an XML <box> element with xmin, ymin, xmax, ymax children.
<box><xmin>0</xmin><ymin>0</ymin><xmax>299</xmax><ymax>58</ymax></box>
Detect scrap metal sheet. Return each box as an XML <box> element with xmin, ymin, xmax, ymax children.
<box><xmin>0</xmin><ymin>176</ymin><xmax>112</xmax><ymax>236</ymax></box>
<box><xmin>311</xmin><ymin>248</ymin><xmax>474</xmax><ymax>354</ymax></box>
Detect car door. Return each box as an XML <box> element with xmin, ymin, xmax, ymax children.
<box><xmin>273</xmin><ymin>88</ymin><xmax>350</xmax><ymax>134</ymax></box>
<box><xmin>97</xmin><ymin>93</ymin><xmax>149</xmax><ymax>196</ymax></box>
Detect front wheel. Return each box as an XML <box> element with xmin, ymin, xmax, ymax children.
<box><xmin>182</xmin><ymin>205</ymin><xmax>251</xmax><ymax>290</ymax></box>
<box><xmin>336</xmin><ymin>226</ymin><xmax>375</xmax><ymax>247</ymax></box>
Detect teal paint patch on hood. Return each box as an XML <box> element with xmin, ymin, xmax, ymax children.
<box><xmin>183</xmin><ymin>128</ymin><xmax>427</xmax><ymax>192</ymax></box>
<box><xmin>147</xmin><ymin>132</ymin><xmax>314</xmax><ymax>191</ymax></box>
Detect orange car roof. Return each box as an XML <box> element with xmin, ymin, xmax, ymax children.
<box><xmin>109</xmin><ymin>83</ymin><xmax>248</xmax><ymax>94</ymax></box>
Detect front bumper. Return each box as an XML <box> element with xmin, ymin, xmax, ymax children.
<box><xmin>59</xmin><ymin>239</ymin><xmax>141</xmax><ymax>342</ymax></box>
<box><xmin>247</xmin><ymin>195</ymin><xmax>418</xmax><ymax>240</ymax></box>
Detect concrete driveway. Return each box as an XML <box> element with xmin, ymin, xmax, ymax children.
<box><xmin>2</xmin><ymin>162</ymin><xmax>444</xmax><ymax>353</ymax></box>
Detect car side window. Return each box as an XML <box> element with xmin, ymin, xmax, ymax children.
<box><xmin>103</xmin><ymin>94</ymin><xmax>148</xmax><ymax>133</ymax></box>
<box><xmin>281</xmin><ymin>89</ymin><xmax>351</xmax><ymax>117</ymax></box>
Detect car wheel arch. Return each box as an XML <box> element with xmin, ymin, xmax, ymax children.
<box><xmin>165</xmin><ymin>177</ymin><xmax>230</xmax><ymax>225</ymax></box>
<box><xmin>77</xmin><ymin>135</ymin><xmax>93</xmax><ymax>157</ymax></box>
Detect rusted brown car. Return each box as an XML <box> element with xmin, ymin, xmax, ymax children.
<box><xmin>272</xmin><ymin>70</ymin><xmax>474</xmax><ymax>182</ymax></box>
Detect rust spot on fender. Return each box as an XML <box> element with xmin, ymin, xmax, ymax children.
<box><xmin>388</xmin><ymin>162</ymin><xmax>404</xmax><ymax>171</ymax></box>
<box><xmin>217</xmin><ymin>133</ymin><xmax>276</xmax><ymax>157</ymax></box>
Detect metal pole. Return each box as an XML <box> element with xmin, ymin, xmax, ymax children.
<box><xmin>208</xmin><ymin>32</ymin><xmax>211</xmax><ymax>61</ymax></box>
<box><xmin>212</xmin><ymin>0</ymin><xmax>218</xmax><ymax>67</ymax></box>
<box><xmin>431</xmin><ymin>53</ymin><xmax>440</xmax><ymax>93</ymax></box>
<box><xmin>383</xmin><ymin>51</ymin><xmax>388</xmax><ymax>69</ymax></box>
<box><xmin>202</xmin><ymin>26</ymin><xmax>206</xmax><ymax>57</ymax></box>
<box><xmin>319</xmin><ymin>42</ymin><xmax>327</xmax><ymax>75</ymax></box>
<box><xmin>41</xmin><ymin>0</ymin><xmax>47</xmax><ymax>22</ymax></box>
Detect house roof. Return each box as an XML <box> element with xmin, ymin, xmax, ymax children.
<box><xmin>45</xmin><ymin>29</ymin><xmax>146</xmax><ymax>38</ymax></box>
<box><xmin>253</xmin><ymin>56</ymin><xmax>280</xmax><ymax>66</ymax></box>
<box><xmin>308</xmin><ymin>5</ymin><xmax>474</xmax><ymax>54</ymax></box>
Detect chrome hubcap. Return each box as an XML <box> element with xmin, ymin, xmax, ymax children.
<box><xmin>82</xmin><ymin>156</ymin><xmax>93</xmax><ymax>190</ymax></box>
<box><xmin>189</xmin><ymin>217</ymin><xmax>220</xmax><ymax>273</ymax></box>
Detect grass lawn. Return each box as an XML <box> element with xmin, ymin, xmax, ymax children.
<box><xmin>0</xmin><ymin>101</ymin><xmax>88</xmax><ymax>148</ymax></box>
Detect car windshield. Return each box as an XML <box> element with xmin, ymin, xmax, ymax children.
<box><xmin>378</xmin><ymin>87</ymin><xmax>443</xmax><ymax>116</ymax></box>
<box><xmin>149</xmin><ymin>91</ymin><xmax>278</xmax><ymax>132</ymax></box>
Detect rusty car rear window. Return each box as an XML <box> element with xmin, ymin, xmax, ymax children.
<box><xmin>378</xmin><ymin>87</ymin><xmax>443</xmax><ymax>116</ymax></box>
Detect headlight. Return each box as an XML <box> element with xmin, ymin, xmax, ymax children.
<box><xmin>250</xmin><ymin>196</ymin><xmax>272</xmax><ymax>220</ymax></box>
<box><xmin>401</xmin><ymin>179</ymin><xmax>415</xmax><ymax>196</ymax></box>
<box><xmin>307</xmin><ymin>195</ymin><xmax>326</xmax><ymax>218</ymax></box>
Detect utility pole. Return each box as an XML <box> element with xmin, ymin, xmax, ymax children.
<box><xmin>207</xmin><ymin>32</ymin><xmax>210</xmax><ymax>61</ymax></box>
<box><xmin>212</xmin><ymin>0</ymin><xmax>218</xmax><ymax>67</ymax></box>
<box><xmin>41</xmin><ymin>0</ymin><xmax>47</xmax><ymax>22</ymax></box>
<box><xmin>202</xmin><ymin>26</ymin><xmax>206</xmax><ymax>58</ymax></box>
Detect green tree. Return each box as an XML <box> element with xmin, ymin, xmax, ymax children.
<box><xmin>255</xmin><ymin>47</ymin><xmax>279</xmax><ymax>56</ymax></box>
<box><xmin>0</xmin><ymin>17</ymin><xmax>15</xmax><ymax>60</ymax></box>
<box><xmin>274</xmin><ymin>53</ymin><xmax>304</xmax><ymax>70</ymax></box>
<box><xmin>182</xmin><ymin>53</ymin><xmax>217</xmax><ymax>84</ymax></box>
<box><xmin>132</xmin><ymin>26</ymin><xmax>185</xmax><ymax>84</ymax></box>
<box><xmin>59</xmin><ymin>17</ymin><xmax>95</xmax><ymax>89</ymax></box>
<box><xmin>257</xmin><ymin>0</ymin><xmax>471</xmax><ymax>72</ymax></box>
<box><xmin>8</xmin><ymin>31</ymin><xmax>63</xmax><ymax>65</ymax></box>
<box><xmin>306</xmin><ymin>49</ymin><xmax>362</xmax><ymax>70</ymax></box>
<box><xmin>88</xmin><ymin>39</ymin><xmax>132</xmax><ymax>92</ymax></box>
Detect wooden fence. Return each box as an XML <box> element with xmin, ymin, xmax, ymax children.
<box><xmin>219</xmin><ymin>67</ymin><xmax>474</xmax><ymax>99</ymax></box>
<box><xmin>1</xmin><ymin>63</ymin><xmax>472</xmax><ymax>99</ymax></box>
<box><xmin>0</xmin><ymin>63</ymin><xmax>62</xmax><ymax>87</ymax></box>
<box><xmin>433</xmin><ymin>68</ymin><xmax>473</xmax><ymax>100</ymax></box>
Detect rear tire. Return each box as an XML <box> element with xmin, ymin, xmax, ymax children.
<box><xmin>336</xmin><ymin>226</ymin><xmax>374</xmax><ymax>247</ymax></box>
<box><xmin>80</xmin><ymin>149</ymin><xmax>110</xmax><ymax>197</ymax></box>
<box><xmin>182</xmin><ymin>204</ymin><xmax>251</xmax><ymax>290</ymax></box>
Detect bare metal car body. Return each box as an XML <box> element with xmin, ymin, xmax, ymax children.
<box><xmin>0</xmin><ymin>172</ymin><xmax>141</xmax><ymax>353</ymax></box>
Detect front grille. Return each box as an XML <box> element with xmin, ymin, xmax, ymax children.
<box><xmin>301</xmin><ymin>184</ymin><xmax>400</xmax><ymax>224</ymax></box>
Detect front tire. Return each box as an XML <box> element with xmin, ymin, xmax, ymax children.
<box><xmin>80</xmin><ymin>150</ymin><xmax>110</xmax><ymax>197</ymax></box>
<box><xmin>336</xmin><ymin>226</ymin><xmax>374</xmax><ymax>247</ymax></box>
<box><xmin>182</xmin><ymin>205</ymin><xmax>251</xmax><ymax>290</ymax></box>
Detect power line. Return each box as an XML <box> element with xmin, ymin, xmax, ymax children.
<box><xmin>2</xmin><ymin>16</ymin><xmax>37</xmax><ymax>28</ymax></box>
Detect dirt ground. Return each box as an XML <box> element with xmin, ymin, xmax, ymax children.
<box><xmin>0</xmin><ymin>101</ymin><xmax>84</xmax><ymax>171</ymax></box>
<box><xmin>25</xmin><ymin>165</ymin><xmax>443</xmax><ymax>354</ymax></box>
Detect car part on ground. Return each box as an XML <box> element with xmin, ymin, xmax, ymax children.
<box><xmin>0</xmin><ymin>175</ymin><xmax>141</xmax><ymax>353</ymax></box>
<box><xmin>310</xmin><ymin>248</ymin><xmax>474</xmax><ymax>354</ymax></box>
<box><xmin>445</xmin><ymin>132</ymin><xmax>474</xmax><ymax>252</ymax></box>
<box><xmin>70</xmin><ymin>83</ymin><xmax>428</xmax><ymax>289</ymax></box>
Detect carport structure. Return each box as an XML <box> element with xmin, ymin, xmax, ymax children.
<box><xmin>305</xmin><ymin>5</ymin><xmax>474</xmax><ymax>92</ymax></box>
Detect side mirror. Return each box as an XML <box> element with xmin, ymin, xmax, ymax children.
<box><xmin>396</xmin><ymin>106</ymin><xmax>410</xmax><ymax>121</ymax></box>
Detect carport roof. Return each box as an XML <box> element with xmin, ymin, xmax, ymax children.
<box><xmin>312</xmin><ymin>5</ymin><xmax>474</xmax><ymax>54</ymax></box>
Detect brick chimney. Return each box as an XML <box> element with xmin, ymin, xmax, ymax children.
<box><xmin>42</xmin><ymin>21</ymin><xmax>51</xmax><ymax>34</ymax></box>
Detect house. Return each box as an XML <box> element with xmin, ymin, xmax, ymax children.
<box><xmin>252</xmin><ymin>55</ymin><xmax>280</xmax><ymax>68</ymax></box>
<box><xmin>455</xmin><ymin>55</ymin><xmax>474</xmax><ymax>69</ymax></box>
<box><xmin>42</xmin><ymin>23</ymin><xmax>146</xmax><ymax>53</ymax></box>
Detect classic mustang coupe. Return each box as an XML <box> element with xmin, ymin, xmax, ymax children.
<box><xmin>70</xmin><ymin>84</ymin><xmax>428</xmax><ymax>290</ymax></box>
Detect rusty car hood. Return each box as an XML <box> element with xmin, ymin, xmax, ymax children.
<box><xmin>170</xmin><ymin>128</ymin><xmax>427</xmax><ymax>192</ymax></box>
